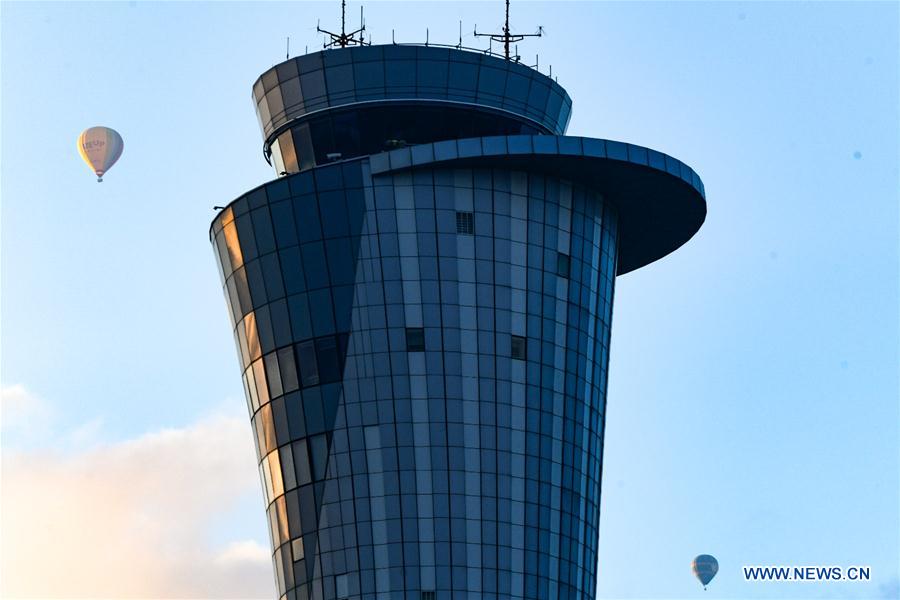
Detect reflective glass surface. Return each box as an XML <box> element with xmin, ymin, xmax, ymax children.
<box><xmin>211</xmin><ymin>161</ymin><xmax>618</xmax><ymax>600</ymax></box>
<box><xmin>269</xmin><ymin>104</ymin><xmax>543</xmax><ymax>175</ymax></box>
<box><xmin>253</xmin><ymin>45</ymin><xmax>573</xmax><ymax>144</ymax></box>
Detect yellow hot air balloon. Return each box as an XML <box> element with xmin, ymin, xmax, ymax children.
<box><xmin>77</xmin><ymin>126</ymin><xmax>123</xmax><ymax>182</ymax></box>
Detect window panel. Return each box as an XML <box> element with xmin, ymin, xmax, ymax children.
<box><xmin>270</xmin><ymin>299</ymin><xmax>292</xmax><ymax>348</ymax></box>
<box><xmin>278</xmin><ymin>130</ymin><xmax>299</xmax><ymax>174</ymax></box>
<box><xmin>354</xmin><ymin>60</ymin><xmax>384</xmax><ymax>89</ymax></box>
<box><xmin>301</xmin><ymin>243</ymin><xmax>328</xmax><ymax>289</ymax></box>
<box><xmin>241</xmin><ymin>371</ymin><xmax>254</xmax><ymax>416</ymax></box>
<box><xmin>511</xmin><ymin>335</ymin><xmax>527</xmax><ymax>360</ymax></box>
<box><xmin>280</xmin><ymin>247</ymin><xmax>306</xmax><ymax>295</ymax></box>
<box><xmin>385</xmin><ymin>59</ymin><xmax>416</xmax><ymax>89</ymax></box>
<box><xmin>477</xmin><ymin>66</ymin><xmax>507</xmax><ymax>99</ymax></box>
<box><xmin>259</xmin><ymin>253</ymin><xmax>286</xmax><ymax>302</ymax></box>
<box><xmin>224</xmin><ymin>277</ymin><xmax>241</xmax><ymax>326</ymax></box>
<box><xmin>222</xmin><ymin>220</ymin><xmax>244</xmax><ymax>270</ymax></box>
<box><xmin>448</xmin><ymin>62</ymin><xmax>478</xmax><ymax>93</ymax></box>
<box><xmin>417</xmin><ymin>60</ymin><xmax>447</xmax><ymax>89</ymax></box>
<box><xmin>244</xmin><ymin>260</ymin><xmax>268</xmax><ymax>309</ymax></box>
<box><xmin>288</xmin><ymin>294</ymin><xmax>313</xmax><ymax>341</ymax></box>
<box><xmin>235</xmin><ymin>214</ymin><xmax>258</xmax><ymax>262</ymax></box>
<box><xmin>527</xmin><ymin>82</ymin><xmax>551</xmax><ymax>115</ymax></box>
<box><xmin>326</xmin><ymin>64</ymin><xmax>355</xmax><ymax>95</ymax></box>
<box><xmin>261</xmin><ymin>459</ymin><xmax>273</xmax><ymax>505</ymax></box>
<box><xmin>253</xmin><ymin>357</ymin><xmax>270</xmax><ymax>406</ymax></box>
<box><xmin>456</xmin><ymin>211</ymin><xmax>474</xmax><ymax>235</ymax></box>
<box><xmin>272</xmin><ymin>396</ymin><xmax>290</xmax><ymax>446</ymax></box>
<box><xmin>406</xmin><ymin>327</ymin><xmax>425</xmax><ymax>352</ymax></box>
<box><xmin>285</xmin><ymin>391</ymin><xmax>306</xmax><ymax>440</ymax></box>
<box><xmin>310</xmin><ymin>433</ymin><xmax>329</xmax><ymax>481</ymax></box>
<box><xmin>281</xmin><ymin>445</ymin><xmax>297</xmax><ymax>492</ymax></box>
<box><xmin>316</xmin><ymin>336</ymin><xmax>341</xmax><ymax>384</ymax></box>
<box><xmin>214</xmin><ymin>228</ymin><xmax>233</xmax><ymax>277</ymax></box>
<box><xmin>504</xmin><ymin>73</ymin><xmax>531</xmax><ymax>106</ymax></box>
<box><xmin>326</xmin><ymin>239</ymin><xmax>353</xmax><ymax>285</ymax></box>
<box><xmin>265</xmin><ymin>87</ymin><xmax>284</xmax><ymax>121</ymax></box>
<box><xmin>233</xmin><ymin>267</ymin><xmax>252</xmax><ymax>316</ymax></box>
<box><xmin>260</xmin><ymin>402</ymin><xmax>277</xmax><ymax>453</ymax></box>
<box><xmin>303</xmin><ymin>388</ymin><xmax>324</xmax><ymax>434</ymax></box>
<box><xmin>293</xmin><ymin>124</ymin><xmax>316</xmax><ymax>171</ymax></box>
<box><xmin>336</xmin><ymin>573</ymin><xmax>349</xmax><ymax>598</ymax></box>
<box><xmin>280</xmin><ymin>77</ymin><xmax>302</xmax><ymax>110</ymax></box>
<box><xmin>244</xmin><ymin>312</ymin><xmax>262</xmax><ymax>362</ymax></box>
<box><xmin>293</xmin><ymin>440</ymin><xmax>312</xmax><ymax>485</ymax></box>
<box><xmin>292</xmin><ymin>536</ymin><xmax>305</xmax><ymax>561</ymax></box>
<box><xmin>556</xmin><ymin>253</ymin><xmax>570</xmax><ymax>278</ymax></box>
<box><xmin>252</xmin><ymin>78</ymin><xmax>265</xmax><ymax>102</ymax></box>
<box><xmin>257</xmin><ymin>95</ymin><xmax>271</xmax><ymax>130</ymax></box>
<box><xmin>269</xmin><ymin>449</ymin><xmax>285</xmax><ymax>498</ymax></box>
<box><xmin>299</xmin><ymin>69</ymin><xmax>327</xmax><ymax>101</ymax></box>
<box><xmin>319</xmin><ymin>191</ymin><xmax>350</xmax><ymax>238</ymax></box>
<box><xmin>278</xmin><ymin>347</ymin><xmax>299</xmax><ymax>393</ymax></box>
<box><xmin>296</xmin><ymin>340</ymin><xmax>319</xmax><ymax>387</ymax></box>
<box><xmin>261</xmin><ymin>68</ymin><xmax>279</xmax><ymax>92</ymax></box>
<box><xmin>299</xmin><ymin>485</ymin><xmax>316</xmax><ymax>535</ymax></box>
<box><xmin>310</xmin><ymin>289</ymin><xmax>336</xmax><ymax>336</ymax></box>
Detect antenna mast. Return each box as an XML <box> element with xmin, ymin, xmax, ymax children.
<box><xmin>474</xmin><ymin>0</ymin><xmax>542</xmax><ymax>61</ymax></box>
<box><xmin>318</xmin><ymin>0</ymin><xmax>369</xmax><ymax>48</ymax></box>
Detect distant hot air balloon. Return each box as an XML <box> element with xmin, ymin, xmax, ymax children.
<box><xmin>77</xmin><ymin>126</ymin><xmax>123</xmax><ymax>182</ymax></box>
<box><xmin>692</xmin><ymin>554</ymin><xmax>718</xmax><ymax>590</ymax></box>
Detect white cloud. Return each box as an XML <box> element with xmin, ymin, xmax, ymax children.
<box><xmin>1</xmin><ymin>385</ymin><xmax>276</xmax><ymax>599</ymax></box>
<box><xmin>215</xmin><ymin>540</ymin><xmax>271</xmax><ymax>565</ymax></box>
<box><xmin>1</xmin><ymin>383</ymin><xmax>54</xmax><ymax>436</ymax></box>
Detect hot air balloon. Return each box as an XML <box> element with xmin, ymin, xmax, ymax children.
<box><xmin>77</xmin><ymin>126</ymin><xmax>123</xmax><ymax>182</ymax></box>
<box><xmin>692</xmin><ymin>554</ymin><xmax>718</xmax><ymax>590</ymax></box>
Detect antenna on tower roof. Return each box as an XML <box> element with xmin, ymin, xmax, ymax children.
<box><xmin>318</xmin><ymin>0</ymin><xmax>370</xmax><ymax>48</ymax></box>
<box><xmin>474</xmin><ymin>0</ymin><xmax>542</xmax><ymax>61</ymax></box>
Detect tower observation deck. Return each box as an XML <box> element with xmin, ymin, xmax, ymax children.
<box><xmin>210</xmin><ymin>41</ymin><xmax>705</xmax><ymax>600</ymax></box>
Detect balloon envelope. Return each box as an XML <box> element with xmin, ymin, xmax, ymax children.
<box><xmin>78</xmin><ymin>126</ymin><xmax>123</xmax><ymax>182</ymax></box>
<box><xmin>692</xmin><ymin>554</ymin><xmax>719</xmax><ymax>586</ymax></box>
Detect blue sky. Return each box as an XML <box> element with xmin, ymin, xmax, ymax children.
<box><xmin>2</xmin><ymin>2</ymin><xmax>897</xmax><ymax>598</ymax></box>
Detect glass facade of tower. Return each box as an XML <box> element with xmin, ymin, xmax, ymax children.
<box><xmin>211</xmin><ymin>44</ymin><xmax>705</xmax><ymax>600</ymax></box>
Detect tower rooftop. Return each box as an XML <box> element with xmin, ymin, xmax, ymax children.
<box><xmin>253</xmin><ymin>44</ymin><xmax>572</xmax><ymax>154</ymax></box>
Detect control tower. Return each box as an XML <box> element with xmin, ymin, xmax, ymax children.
<box><xmin>210</xmin><ymin>31</ymin><xmax>705</xmax><ymax>600</ymax></box>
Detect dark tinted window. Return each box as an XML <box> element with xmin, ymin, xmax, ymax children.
<box><xmin>279</xmin><ymin>248</ymin><xmax>306</xmax><ymax>295</ymax></box>
<box><xmin>264</xmin><ymin>352</ymin><xmax>283</xmax><ymax>399</ymax></box>
<box><xmin>406</xmin><ymin>327</ymin><xmax>425</xmax><ymax>352</ymax></box>
<box><xmin>326</xmin><ymin>64</ymin><xmax>354</xmax><ymax>95</ymax></box>
<box><xmin>354</xmin><ymin>60</ymin><xmax>384</xmax><ymax>89</ymax></box>
<box><xmin>272</xmin><ymin>105</ymin><xmax>541</xmax><ymax>173</ymax></box>
<box><xmin>296</xmin><ymin>340</ymin><xmax>319</xmax><ymax>387</ymax></box>
<box><xmin>456</xmin><ymin>211</ymin><xmax>474</xmax><ymax>235</ymax></box>
<box><xmin>557</xmin><ymin>252</ymin><xmax>570</xmax><ymax>277</ymax></box>
<box><xmin>315</xmin><ymin>336</ymin><xmax>341</xmax><ymax>383</ymax></box>
<box><xmin>511</xmin><ymin>335</ymin><xmax>527</xmax><ymax>360</ymax></box>
<box><xmin>309</xmin><ymin>433</ymin><xmax>329</xmax><ymax>480</ymax></box>
<box><xmin>280</xmin><ymin>77</ymin><xmax>302</xmax><ymax>109</ymax></box>
<box><xmin>278</xmin><ymin>347</ymin><xmax>299</xmax><ymax>393</ymax></box>
<box><xmin>300</xmin><ymin>68</ymin><xmax>326</xmax><ymax>95</ymax></box>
